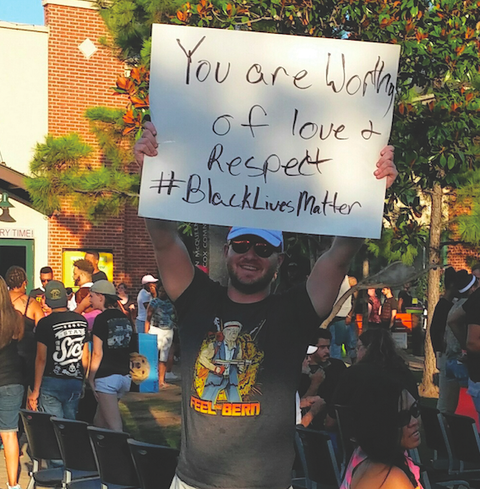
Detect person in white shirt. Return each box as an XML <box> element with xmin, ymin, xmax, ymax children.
<box><xmin>136</xmin><ymin>275</ymin><xmax>158</xmax><ymax>333</ymax></box>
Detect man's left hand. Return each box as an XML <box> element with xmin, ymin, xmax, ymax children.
<box><xmin>374</xmin><ymin>145</ymin><xmax>397</xmax><ymax>189</ymax></box>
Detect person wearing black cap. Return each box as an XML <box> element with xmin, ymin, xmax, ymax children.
<box><xmin>88</xmin><ymin>280</ymin><xmax>133</xmax><ymax>431</ymax></box>
<box><xmin>134</xmin><ymin>122</ymin><xmax>397</xmax><ymax>489</ymax></box>
<box><xmin>28</xmin><ymin>280</ymin><xmax>89</xmax><ymax>419</ymax></box>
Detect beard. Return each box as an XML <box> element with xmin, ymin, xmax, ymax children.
<box><xmin>227</xmin><ymin>261</ymin><xmax>277</xmax><ymax>295</ymax></box>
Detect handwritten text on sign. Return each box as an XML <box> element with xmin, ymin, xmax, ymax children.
<box><xmin>139</xmin><ymin>25</ymin><xmax>400</xmax><ymax>238</ymax></box>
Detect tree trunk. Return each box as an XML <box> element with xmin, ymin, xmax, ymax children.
<box><xmin>419</xmin><ymin>183</ymin><xmax>442</xmax><ymax>398</ymax></box>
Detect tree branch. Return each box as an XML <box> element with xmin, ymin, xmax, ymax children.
<box><xmin>72</xmin><ymin>188</ymin><xmax>139</xmax><ymax>198</ymax></box>
<box><xmin>320</xmin><ymin>262</ymin><xmax>438</xmax><ymax>329</ymax></box>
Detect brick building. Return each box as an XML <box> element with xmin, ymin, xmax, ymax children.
<box><xmin>447</xmin><ymin>195</ymin><xmax>480</xmax><ymax>271</ymax></box>
<box><xmin>0</xmin><ymin>0</ymin><xmax>158</xmax><ymax>292</ymax></box>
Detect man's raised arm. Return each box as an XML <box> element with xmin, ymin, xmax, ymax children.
<box><xmin>306</xmin><ymin>146</ymin><xmax>397</xmax><ymax>318</ymax></box>
<box><xmin>135</xmin><ymin>122</ymin><xmax>194</xmax><ymax>302</ymax></box>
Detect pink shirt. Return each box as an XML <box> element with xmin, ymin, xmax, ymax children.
<box><xmin>84</xmin><ymin>309</ymin><xmax>101</xmax><ymax>331</ymax></box>
<box><xmin>340</xmin><ymin>447</ymin><xmax>423</xmax><ymax>489</ymax></box>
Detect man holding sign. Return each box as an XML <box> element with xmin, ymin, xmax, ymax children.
<box><xmin>135</xmin><ymin>120</ymin><xmax>396</xmax><ymax>489</ymax></box>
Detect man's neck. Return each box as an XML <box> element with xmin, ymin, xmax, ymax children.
<box><xmin>52</xmin><ymin>307</ymin><xmax>68</xmax><ymax>312</ymax></box>
<box><xmin>227</xmin><ymin>282</ymin><xmax>271</xmax><ymax>304</ymax></box>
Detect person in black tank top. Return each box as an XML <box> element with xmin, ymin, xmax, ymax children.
<box><xmin>0</xmin><ymin>275</ymin><xmax>25</xmax><ymax>489</ymax></box>
<box><xmin>6</xmin><ymin>266</ymin><xmax>44</xmax><ymax>390</ymax></box>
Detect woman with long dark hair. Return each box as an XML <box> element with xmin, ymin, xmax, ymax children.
<box><xmin>332</xmin><ymin>328</ymin><xmax>418</xmax><ymax>412</ymax></box>
<box><xmin>6</xmin><ymin>266</ymin><xmax>44</xmax><ymax>390</ymax></box>
<box><xmin>340</xmin><ymin>379</ymin><xmax>422</xmax><ymax>489</ymax></box>
<box><xmin>0</xmin><ymin>275</ymin><xmax>25</xmax><ymax>489</ymax></box>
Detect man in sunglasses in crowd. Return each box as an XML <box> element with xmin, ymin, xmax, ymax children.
<box><xmin>134</xmin><ymin>121</ymin><xmax>397</xmax><ymax>489</ymax></box>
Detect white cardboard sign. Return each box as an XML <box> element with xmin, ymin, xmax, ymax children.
<box><xmin>139</xmin><ymin>24</ymin><xmax>400</xmax><ymax>238</ymax></box>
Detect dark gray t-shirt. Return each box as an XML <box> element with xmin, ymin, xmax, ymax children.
<box><xmin>174</xmin><ymin>269</ymin><xmax>319</xmax><ymax>489</ymax></box>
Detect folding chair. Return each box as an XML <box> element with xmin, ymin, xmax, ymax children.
<box><xmin>440</xmin><ymin>413</ymin><xmax>480</xmax><ymax>474</ymax></box>
<box><xmin>127</xmin><ymin>439</ymin><xmax>178</xmax><ymax>489</ymax></box>
<box><xmin>419</xmin><ymin>405</ymin><xmax>454</xmax><ymax>473</ymax></box>
<box><xmin>408</xmin><ymin>448</ymin><xmax>470</xmax><ymax>489</ymax></box>
<box><xmin>20</xmin><ymin>409</ymin><xmax>64</xmax><ymax>489</ymax></box>
<box><xmin>292</xmin><ymin>429</ymin><xmax>309</xmax><ymax>489</ymax></box>
<box><xmin>420</xmin><ymin>405</ymin><xmax>460</xmax><ymax>476</ymax></box>
<box><xmin>87</xmin><ymin>427</ymin><xmax>139</xmax><ymax>489</ymax></box>
<box><xmin>50</xmin><ymin>417</ymin><xmax>100</xmax><ymax>488</ymax></box>
<box><xmin>295</xmin><ymin>426</ymin><xmax>341</xmax><ymax>489</ymax></box>
<box><xmin>334</xmin><ymin>404</ymin><xmax>355</xmax><ymax>478</ymax></box>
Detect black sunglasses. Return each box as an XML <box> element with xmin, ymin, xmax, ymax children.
<box><xmin>398</xmin><ymin>401</ymin><xmax>420</xmax><ymax>427</ymax></box>
<box><xmin>229</xmin><ymin>239</ymin><xmax>281</xmax><ymax>258</ymax></box>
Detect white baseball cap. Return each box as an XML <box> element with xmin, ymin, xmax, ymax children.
<box><xmin>141</xmin><ymin>274</ymin><xmax>159</xmax><ymax>285</ymax></box>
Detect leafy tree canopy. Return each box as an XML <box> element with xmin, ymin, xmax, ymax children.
<box><xmin>29</xmin><ymin>0</ymin><xmax>480</xmax><ymax>252</ymax></box>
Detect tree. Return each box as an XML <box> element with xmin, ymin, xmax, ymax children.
<box><xmin>28</xmin><ymin>0</ymin><xmax>480</xmax><ymax>394</ymax></box>
<box><xmin>380</xmin><ymin>2</ymin><xmax>480</xmax><ymax>396</ymax></box>
<box><xmin>25</xmin><ymin>109</ymin><xmax>139</xmax><ymax>222</ymax></box>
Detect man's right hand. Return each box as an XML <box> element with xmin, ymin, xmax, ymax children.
<box><xmin>134</xmin><ymin>121</ymin><xmax>158</xmax><ymax>168</ymax></box>
<box><xmin>309</xmin><ymin>367</ymin><xmax>325</xmax><ymax>385</ymax></box>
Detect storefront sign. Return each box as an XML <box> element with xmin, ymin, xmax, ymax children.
<box><xmin>0</xmin><ymin>228</ymin><xmax>34</xmax><ymax>238</ymax></box>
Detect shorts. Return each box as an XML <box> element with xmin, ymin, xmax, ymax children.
<box><xmin>149</xmin><ymin>327</ymin><xmax>174</xmax><ymax>362</ymax></box>
<box><xmin>95</xmin><ymin>374</ymin><xmax>131</xmax><ymax>398</ymax></box>
<box><xmin>0</xmin><ymin>384</ymin><xmax>24</xmax><ymax>432</ymax></box>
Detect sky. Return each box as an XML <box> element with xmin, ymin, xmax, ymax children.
<box><xmin>0</xmin><ymin>0</ymin><xmax>44</xmax><ymax>25</ymax></box>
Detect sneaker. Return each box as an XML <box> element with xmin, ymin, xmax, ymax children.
<box><xmin>165</xmin><ymin>372</ymin><xmax>179</xmax><ymax>381</ymax></box>
<box><xmin>8</xmin><ymin>484</ymin><xmax>21</xmax><ymax>489</ymax></box>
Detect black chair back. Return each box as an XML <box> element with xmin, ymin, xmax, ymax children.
<box><xmin>87</xmin><ymin>426</ymin><xmax>139</xmax><ymax>488</ymax></box>
<box><xmin>419</xmin><ymin>405</ymin><xmax>448</xmax><ymax>456</ymax></box>
<box><xmin>296</xmin><ymin>426</ymin><xmax>341</xmax><ymax>489</ymax></box>
<box><xmin>51</xmin><ymin>417</ymin><xmax>98</xmax><ymax>473</ymax></box>
<box><xmin>441</xmin><ymin>413</ymin><xmax>480</xmax><ymax>466</ymax></box>
<box><xmin>334</xmin><ymin>404</ymin><xmax>355</xmax><ymax>476</ymax></box>
<box><xmin>127</xmin><ymin>439</ymin><xmax>179</xmax><ymax>489</ymax></box>
<box><xmin>20</xmin><ymin>409</ymin><xmax>62</xmax><ymax>461</ymax></box>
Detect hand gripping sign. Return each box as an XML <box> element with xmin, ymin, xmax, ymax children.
<box><xmin>139</xmin><ymin>24</ymin><xmax>400</xmax><ymax>239</ymax></box>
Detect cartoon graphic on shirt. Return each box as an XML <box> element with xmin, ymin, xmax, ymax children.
<box><xmin>107</xmin><ymin>317</ymin><xmax>132</xmax><ymax>349</ymax></box>
<box><xmin>191</xmin><ymin>318</ymin><xmax>264</xmax><ymax>417</ymax></box>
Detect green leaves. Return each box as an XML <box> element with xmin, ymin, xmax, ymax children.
<box><xmin>27</xmin><ymin>106</ymin><xmax>140</xmax><ymax>222</ymax></box>
<box><xmin>30</xmin><ymin>134</ymin><xmax>92</xmax><ymax>174</ymax></box>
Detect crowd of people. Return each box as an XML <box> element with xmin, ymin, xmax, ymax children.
<box><xmin>2</xmin><ymin>123</ymin><xmax>479</xmax><ymax>489</ymax></box>
<box><xmin>0</xmin><ymin>251</ymin><xmax>180</xmax><ymax>488</ymax></box>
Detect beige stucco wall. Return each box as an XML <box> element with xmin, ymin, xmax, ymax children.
<box><xmin>0</xmin><ymin>21</ymin><xmax>49</xmax><ymax>285</ymax></box>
